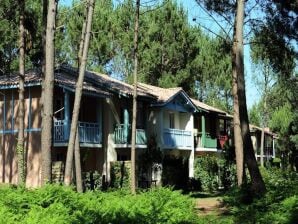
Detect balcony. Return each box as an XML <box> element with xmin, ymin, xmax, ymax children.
<box><xmin>196</xmin><ymin>132</ymin><xmax>217</xmax><ymax>149</ymax></box>
<box><xmin>113</xmin><ymin>124</ymin><xmax>147</xmax><ymax>145</ymax></box>
<box><xmin>53</xmin><ymin>120</ymin><xmax>102</xmax><ymax>146</ymax></box>
<box><xmin>163</xmin><ymin>128</ymin><xmax>192</xmax><ymax>149</ymax></box>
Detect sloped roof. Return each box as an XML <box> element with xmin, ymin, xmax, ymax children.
<box><xmin>0</xmin><ymin>70</ymin><xmax>41</xmax><ymax>87</ymax></box>
<box><xmin>137</xmin><ymin>82</ymin><xmax>182</xmax><ymax>104</ymax></box>
<box><xmin>191</xmin><ymin>98</ymin><xmax>227</xmax><ymax>114</ymax></box>
<box><xmin>59</xmin><ymin>66</ymin><xmax>155</xmax><ymax>99</ymax></box>
<box><xmin>137</xmin><ymin>82</ymin><xmax>198</xmax><ymax>112</ymax></box>
<box><xmin>0</xmin><ymin>69</ymin><xmax>111</xmax><ymax>97</ymax></box>
<box><xmin>249</xmin><ymin>124</ymin><xmax>276</xmax><ymax>136</ymax></box>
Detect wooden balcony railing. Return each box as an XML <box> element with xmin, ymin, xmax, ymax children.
<box><xmin>53</xmin><ymin>120</ymin><xmax>101</xmax><ymax>144</ymax></box>
<box><xmin>113</xmin><ymin>124</ymin><xmax>147</xmax><ymax>145</ymax></box>
<box><xmin>163</xmin><ymin>128</ymin><xmax>192</xmax><ymax>149</ymax></box>
<box><xmin>196</xmin><ymin>132</ymin><xmax>217</xmax><ymax>149</ymax></box>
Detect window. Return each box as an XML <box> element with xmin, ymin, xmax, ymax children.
<box><xmin>169</xmin><ymin>113</ymin><xmax>175</xmax><ymax>129</ymax></box>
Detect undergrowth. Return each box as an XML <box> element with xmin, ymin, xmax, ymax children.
<box><xmin>0</xmin><ymin>185</ymin><xmax>198</xmax><ymax>224</ymax></box>
<box><xmin>223</xmin><ymin>168</ymin><xmax>298</xmax><ymax>224</ymax></box>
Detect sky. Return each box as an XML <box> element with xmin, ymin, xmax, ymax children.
<box><xmin>60</xmin><ymin>0</ymin><xmax>260</xmax><ymax>109</ymax></box>
<box><xmin>177</xmin><ymin>0</ymin><xmax>260</xmax><ymax>109</ymax></box>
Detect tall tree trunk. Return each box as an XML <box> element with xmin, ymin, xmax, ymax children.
<box><xmin>17</xmin><ymin>0</ymin><xmax>26</xmax><ymax>185</ymax></box>
<box><xmin>74</xmin><ymin>128</ymin><xmax>83</xmax><ymax>192</ymax></box>
<box><xmin>130</xmin><ymin>0</ymin><xmax>140</xmax><ymax>194</ymax></box>
<box><xmin>64</xmin><ymin>0</ymin><xmax>95</xmax><ymax>185</ymax></box>
<box><xmin>234</xmin><ymin>0</ymin><xmax>266</xmax><ymax>194</ymax></box>
<box><xmin>232</xmin><ymin>0</ymin><xmax>244</xmax><ymax>187</ymax></box>
<box><xmin>41</xmin><ymin>0</ymin><xmax>47</xmax><ymax>108</ymax></box>
<box><xmin>260</xmin><ymin>62</ymin><xmax>270</xmax><ymax>167</ymax></box>
<box><xmin>41</xmin><ymin>0</ymin><xmax>57</xmax><ymax>185</ymax></box>
<box><xmin>72</xmin><ymin>3</ymin><xmax>88</xmax><ymax>192</ymax></box>
<box><xmin>78</xmin><ymin>4</ymin><xmax>88</xmax><ymax>67</ymax></box>
<box><xmin>260</xmin><ymin>128</ymin><xmax>265</xmax><ymax>166</ymax></box>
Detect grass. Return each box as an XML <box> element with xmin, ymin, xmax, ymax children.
<box><xmin>192</xmin><ymin>192</ymin><xmax>234</xmax><ymax>223</ymax></box>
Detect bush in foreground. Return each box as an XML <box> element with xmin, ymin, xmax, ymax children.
<box><xmin>0</xmin><ymin>185</ymin><xmax>198</xmax><ymax>224</ymax></box>
<box><xmin>223</xmin><ymin>168</ymin><xmax>298</xmax><ymax>224</ymax></box>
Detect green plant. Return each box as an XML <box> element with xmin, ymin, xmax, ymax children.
<box><xmin>0</xmin><ymin>184</ymin><xmax>199</xmax><ymax>224</ymax></box>
<box><xmin>110</xmin><ymin>161</ymin><xmax>131</xmax><ymax>189</ymax></box>
<box><xmin>82</xmin><ymin>171</ymin><xmax>102</xmax><ymax>191</ymax></box>
<box><xmin>223</xmin><ymin>168</ymin><xmax>298</xmax><ymax>224</ymax></box>
<box><xmin>194</xmin><ymin>153</ymin><xmax>236</xmax><ymax>192</ymax></box>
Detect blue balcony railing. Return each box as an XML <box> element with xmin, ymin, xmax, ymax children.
<box><xmin>113</xmin><ymin>124</ymin><xmax>147</xmax><ymax>145</ymax></box>
<box><xmin>53</xmin><ymin>120</ymin><xmax>101</xmax><ymax>144</ymax></box>
<box><xmin>163</xmin><ymin>128</ymin><xmax>192</xmax><ymax>149</ymax></box>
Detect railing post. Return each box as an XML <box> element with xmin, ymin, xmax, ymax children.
<box><xmin>123</xmin><ymin>108</ymin><xmax>129</xmax><ymax>142</ymax></box>
<box><xmin>64</xmin><ymin>89</ymin><xmax>70</xmax><ymax>140</ymax></box>
<box><xmin>96</xmin><ymin>99</ymin><xmax>102</xmax><ymax>143</ymax></box>
<box><xmin>201</xmin><ymin>114</ymin><xmax>206</xmax><ymax>147</ymax></box>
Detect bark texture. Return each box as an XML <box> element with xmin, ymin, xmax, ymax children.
<box><xmin>64</xmin><ymin>0</ymin><xmax>95</xmax><ymax>185</ymax></box>
<box><xmin>41</xmin><ymin>0</ymin><xmax>57</xmax><ymax>184</ymax></box>
<box><xmin>234</xmin><ymin>0</ymin><xmax>266</xmax><ymax>194</ymax></box>
<box><xmin>17</xmin><ymin>0</ymin><xmax>26</xmax><ymax>185</ymax></box>
<box><xmin>130</xmin><ymin>0</ymin><xmax>140</xmax><ymax>194</ymax></box>
<box><xmin>232</xmin><ymin>9</ymin><xmax>244</xmax><ymax>186</ymax></box>
<box><xmin>74</xmin><ymin>129</ymin><xmax>83</xmax><ymax>192</ymax></box>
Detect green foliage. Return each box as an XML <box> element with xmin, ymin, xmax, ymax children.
<box><xmin>0</xmin><ymin>184</ymin><xmax>198</xmax><ymax>224</ymax></box>
<box><xmin>194</xmin><ymin>151</ymin><xmax>236</xmax><ymax>192</ymax></box>
<box><xmin>110</xmin><ymin>161</ymin><xmax>131</xmax><ymax>189</ymax></box>
<box><xmin>223</xmin><ymin>168</ymin><xmax>298</xmax><ymax>224</ymax></box>
<box><xmin>0</xmin><ymin>0</ymin><xmax>42</xmax><ymax>75</ymax></box>
<box><xmin>248</xmin><ymin>103</ymin><xmax>262</xmax><ymax>126</ymax></box>
<box><xmin>82</xmin><ymin>171</ymin><xmax>102</xmax><ymax>191</ymax></box>
<box><xmin>194</xmin><ymin>155</ymin><xmax>219</xmax><ymax>192</ymax></box>
<box><xmin>54</xmin><ymin>0</ymin><xmax>232</xmax><ymax>110</ymax></box>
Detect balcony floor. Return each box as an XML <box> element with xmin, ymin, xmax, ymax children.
<box><xmin>113</xmin><ymin>143</ymin><xmax>147</xmax><ymax>149</ymax></box>
<box><xmin>53</xmin><ymin>142</ymin><xmax>102</xmax><ymax>148</ymax></box>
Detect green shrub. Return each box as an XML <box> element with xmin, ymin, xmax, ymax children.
<box><xmin>110</xmin><ymin>161</ymin><xmax>131</xmax><ymax>189</ymax></box>
<box><xmin>0</xmin><ymin>184</ymin><xmax>198</xmax><ymax>224</ymax></box>
<box><xmin>223</xmin><ymin>168</ymin><xmax>298</xmax><ymax>224</ymax></box>
<box><xmin>194</xmin><ymin>154</ymin><xmax>236</xmax><ymax>192</ymax></box>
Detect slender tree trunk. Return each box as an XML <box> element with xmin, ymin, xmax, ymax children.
<box><xmin>260</xmin><ymin>128</ymin><xmax>264</xmax><ymax>166</ymax></box>
<box><xmin>78</xmin><ymin>4</ymin><xmax>88</xmax><ymax>67</ymax></box>
<box><xmin>234</xmin><ymin>0</ymin><xmax>266</xmax><ymax>194</ymax></box>
<box><xmin>232</xmin><ymin>0</ymin><xmax>244</xmax><ymax>187</ymax></box>
<box><xmin>72</xmin><ymin>3</ymin><xmax>88</xmax><ymax>192</ymax></box>
<box><xmin>41</xmin><ymin>0</ymin><xmax>57</xmax><ymax>184</ymax></box>
<box><xmin>17</xmin><ymin>0</ymin><xmax>26</xmax><ymax>185</ymax></box>
<box><xmin>130</xmin><ymin>0</ymin><xmax>140</xmax><ymax>194</ymax></box>
<box><xmin>260</xmin><ymin>62</ymin><xmax>269</xmax><ymax>167</ymax></box>
<box><xmin>74</xmin><ymin>128</ymin><xmax>83</xmax><ymax>192</ymax></box>
<box><xmin>64</xmin><ymin>0</ymin><xmax>95</xmax><ymax>185</ymax></box>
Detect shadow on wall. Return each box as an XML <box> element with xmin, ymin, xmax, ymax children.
<box><xmin>2</xmin><ymin>134</ymin><xmax>18</xmax><ymax>184</ymax></box>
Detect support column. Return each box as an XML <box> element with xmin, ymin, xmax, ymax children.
<box><xmin>123</xmin><ymin>108</ymin><xmax>129</xmax><ymax>142</ymax></box>
<box><xmin>188</xmin><ymin>148</ymin><xmax>194</xmax><ymax>178</ymax></box>
<box><xmin>201</xmin><ymin>114</ymin><xmax>206</xmax><ymax>147</ymax></box>
<box><xmin>159</xmin><ymin>109</ymin><xmax>164</xmax><ymax>147</ymax></box>
<box><xmin>64</xmin><ymin>89</ymin><xmax>70</xmax><ymax>140</ymax></box>
<box><xmin>28</xmin><ymin>87</ymin><xmax>32</xmax><ymax>129</ymax></box>
<box><xmin>96</xmin><ymin>99</ymin><xmax>102</xmax><ymax>143</ymax></box>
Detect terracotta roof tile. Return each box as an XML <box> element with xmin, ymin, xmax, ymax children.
<box><xmin>137</xmin><ymin>82</ymin><xmax>182</xmax><ymax>103</ymax></box>
<box><xmin>191</xmin><ymin>98</ymin><xmax>227</xmax><ymax>114</ymax></box>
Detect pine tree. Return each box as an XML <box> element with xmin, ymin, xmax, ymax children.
<box><xmin>64</xmin><ymin>0</ymin><xmax>95</xmax><ymax>186</ymax></box>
